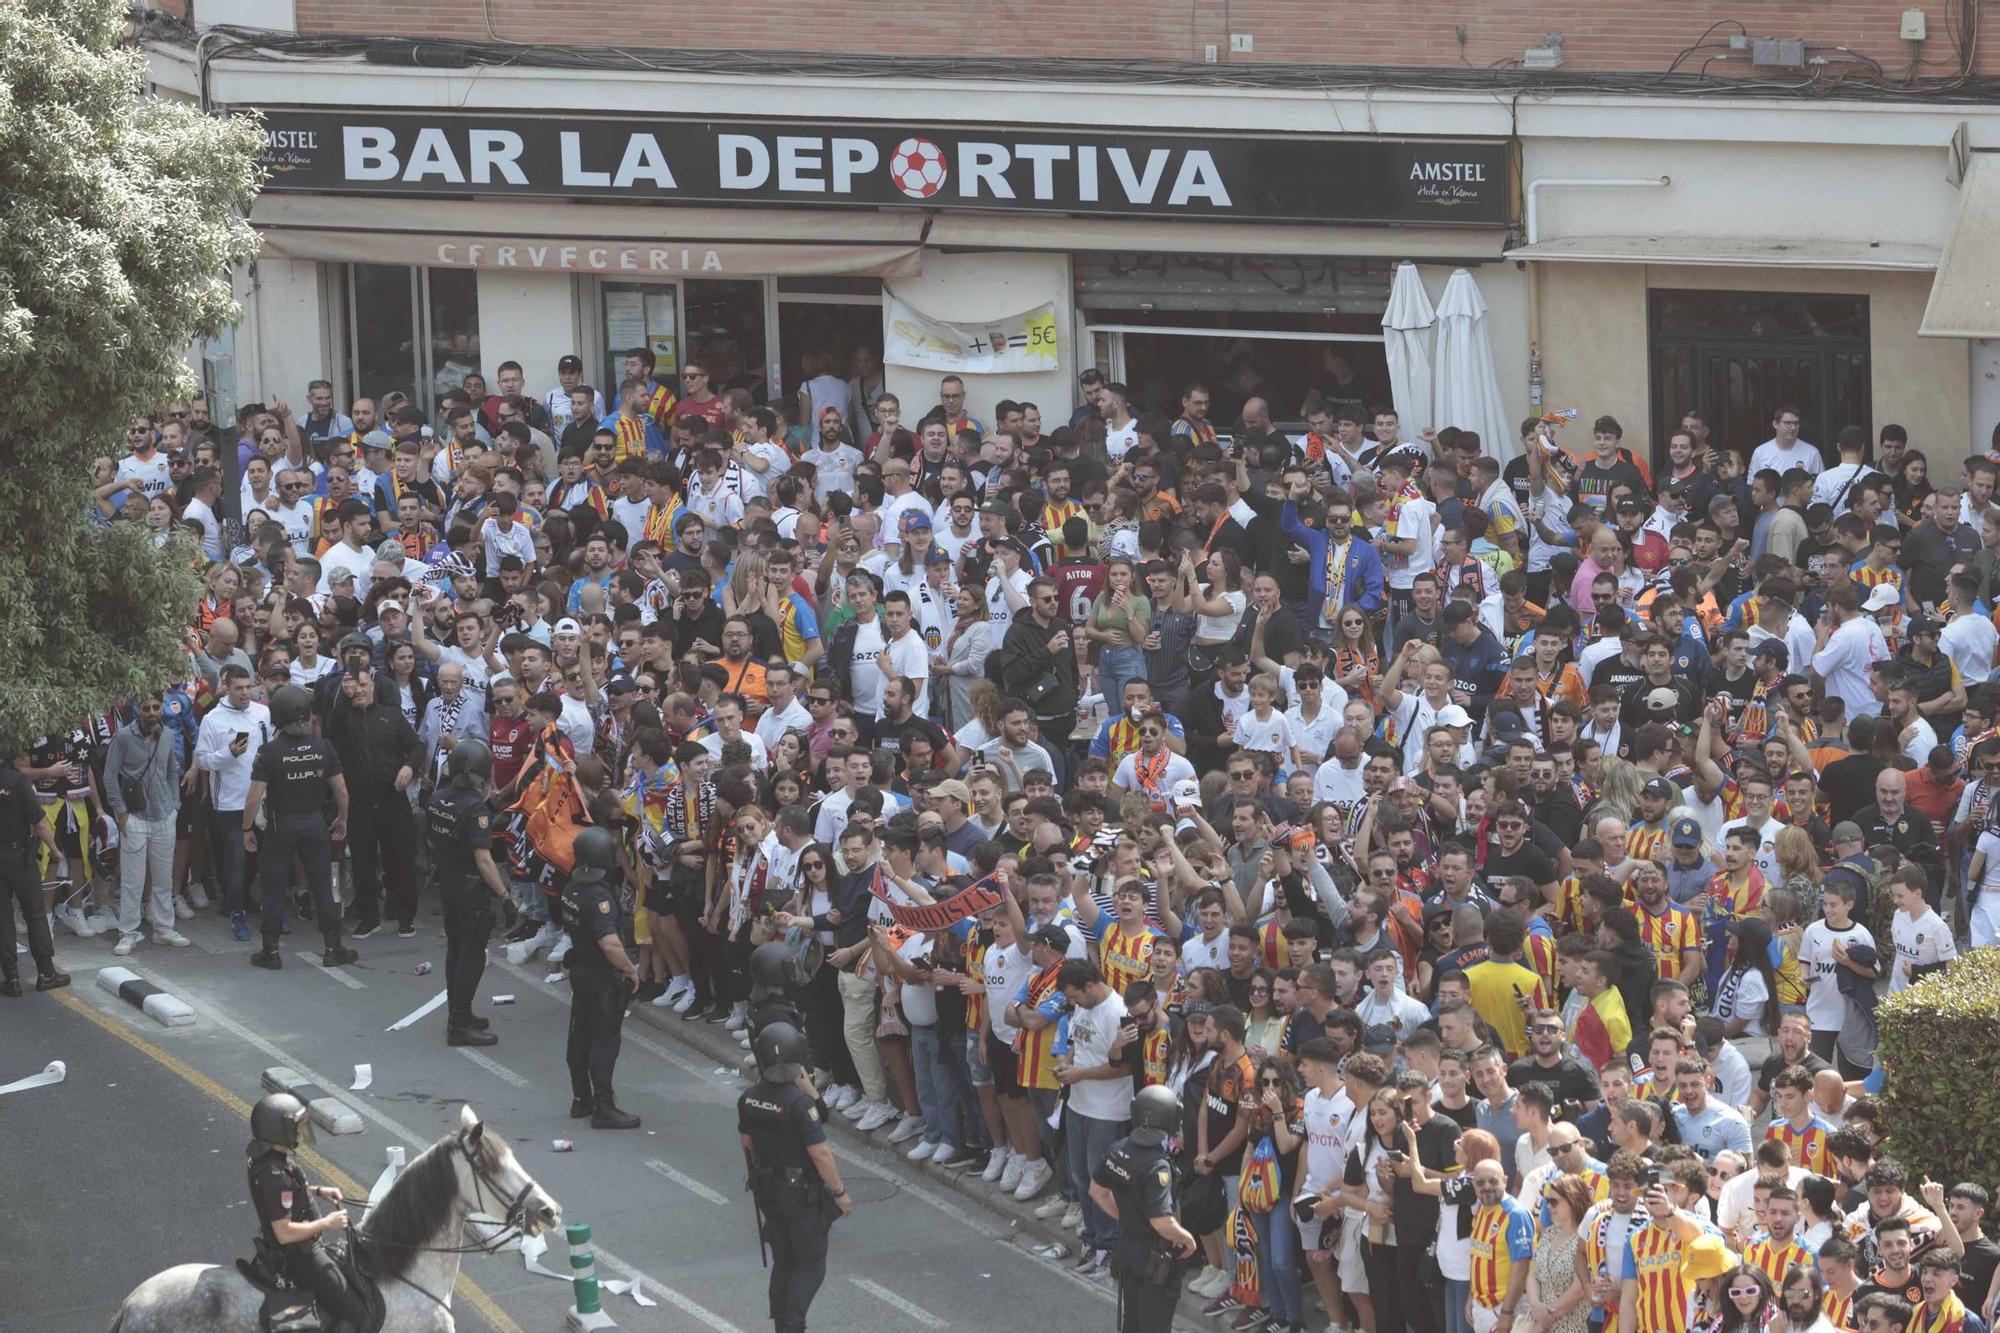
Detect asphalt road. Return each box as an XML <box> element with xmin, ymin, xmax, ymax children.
<box><xmin>0</xmin><ymin>908</ymin><xmax>1163</xmax><ymax>1333</ymax></box>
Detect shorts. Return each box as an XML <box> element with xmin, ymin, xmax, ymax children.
<box><xmin>984</xmin><ymin>1030</ymin><xmax>1025</xmax><ymax>1100</ymax></box>
<box><xmin>1337</xmin><ymin>1217</ymin><xmax>1371</xmax><ymax>1293</ymax></box>
<box><xmin>643</xmin><ymin>878</ymin><xmax>677</xmax><ymax>916</ymax></box>
<box><xmin>966</xmin><ymin>1029</ymin><xmax>994</xmax><ymax>1088</ymax></box>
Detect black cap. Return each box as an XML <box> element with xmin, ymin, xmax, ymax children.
<box><xmin>1032</xmin><ymin>923</ymin><xmax>1072</xmax><ymax>953</ymax></box>
<box><xmin>338</xmin><ymin>631</ymin><xmax>373</xmax><ymax>654</ymax></box>
<box><xmin>558</xmin><ymin>354</ymin><xmax>584</xmax><ymax>373</ymax></box>
<box><xmin>393</xmin><ymin>405</ymin><xmax>427</xmax><ymax>426</ymax></box>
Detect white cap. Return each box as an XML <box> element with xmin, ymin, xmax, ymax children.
<box><xmin>553</xmin><ymin>617</ymin><xmax>582</xmax><ymax>636</ymax></box>
<box><xmin>1171</xmin><ymin>778</ymin><xmax>1201</xmax><ymax>807</ymax></box>
<box><xmin>1436</xmin><ymin>704</ymin><xmax>1473</xmax><ymax>728</ymax></box>
<box><xmin>1863</xmin><ymin>584</ymin><xmax>1900</xmax><ymax>612</ymax></box>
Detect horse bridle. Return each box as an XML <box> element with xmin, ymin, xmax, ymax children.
<box><xmin>455</xmin><ymin>1127</ymin><xmax>541</xmax><ymax>1251</ymax></box>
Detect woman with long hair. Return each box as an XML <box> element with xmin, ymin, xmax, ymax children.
<box><xmin>287</xmin><ymin>621</ymin><xmax>336</xmax><ymax>686</ymax></box>
<box><xmin>1716</xmin><ymin>916</ymin><xmax>1783</xmax><ymax>1070</ymax></box>
<box><xmin>195</xmin><ymin>561</ymin><xmax>239</xmax><ymax>634</ymax></box>
<box><xmin>1084</xmin><ymin>556</ymin><xmax>1151</xmax><ymax>710</ymax></box>
<box><xmin>1331</xmin><ymin>605</ymin><xmax>1382</xmax><ymax>714</ymax></box>
<box><xmin>936</xmin><ymin>584</ymin><xmax>994</xmax><ymax>732</ymax></box>
<box><xmin>1339</xmin><ymin>1087</ymin><xmax>1406</xmax><ymax>1333</ymax></box>
<box><xmin>384</xmin><ymin>640</ymin><xmax>433</xmax><ymax>735</ymax></box>
<box><xmin>1520</xmin><ymin>1173</ymin><xmax>1595</xmax><ymax>1333</ymax></box>
<box><xmin>1585</xmin><ymin>758</ymin><xmax>1647</xmax><ymax>831</ymax></box>
<box><xmin>1240</xmin><ymin>1053</ymin><xmax>1308</xmax><ymax>1333</ymax></box>
<box><xmin>953</xmin><ymin>678</ymin><xmax>1007</xmax><ymax>753</ymax></box>
<box><xmin>1410</xmin><ymin>1127</ymin><xmax>1504</xmax><ymax>1333</ymax></box>
<box><xmin>1772</xmin><ymin>826</ymin><xmax>1821</xmax><ymax>922</ymax></box>
<box><xmin>1244</xmin><ymin>969</ymin><xmax>1281</xmax><ymax>1059</ymax></box>
<box><xmin>1707</xmin><ymin>1263</ymin><xmax>1776</xmax><ymax>1333</ymax></box>
<box><xmin>721</xmin><ymin>549</ymin><xmax>767</xmax><ymax>622</ymax></box>
<box><xmin>1187</xmin><ymin>546</ymin><xmax>1247</xmax><ymax>667</ymax></box>
<box><xmin>1894</xmin><ymin>450</ymin><xmax>1932</xmax><ymax>526</ymax></box>
<box><xmin>775</xmin><ymin>842</ymin><xmax>862</xmax><ymax>1106</ymax></box>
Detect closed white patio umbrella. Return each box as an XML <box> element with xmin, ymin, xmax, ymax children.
<box><xmin>1380</xmin><ymin>261</ymin><xmax>1435</xmax><ymax>441</ymax></box>
<box><xmin>1431</xmin><ymin>267</ymin><xmax>1517</xmax><ymax>463</ymax></box>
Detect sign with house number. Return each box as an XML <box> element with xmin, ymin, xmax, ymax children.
<box><xmin>884</xmin><ymin>296</ymin><xmax>1060</xmax><ymax>375</ymax></box>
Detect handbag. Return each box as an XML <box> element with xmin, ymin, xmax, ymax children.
<box><xmin>1182</xmin><ymin>1166</ymin><xmax>1227</xmax><ymax>1235</ymax></box>
<box><xmin>119</xmin><ymin>730</ymin><xmax>164</xmax><ymax>818</ymax></box>
<box><xmin>1236</xmin><ymin>1133</ymin><xmax>1282</xmax><ymax>1214</ymax></box>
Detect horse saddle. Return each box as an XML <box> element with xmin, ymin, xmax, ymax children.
<box><xmin>234</xmin><ymin>1238</ymin><xmax>386</xmax><ymax>1333</ymax></box>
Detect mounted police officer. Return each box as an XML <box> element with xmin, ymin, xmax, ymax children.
<box><xmin>242</xmin><ymin>686</ymin><xmax>354</xmax><ymax>972</ymax></box>
<box><xmin>426</xmin><ymin>738</ymin><xmax>518</xmax><ymax>1048</ymax></box>
<box><xmin>1089</xmin><ymin>1084</ymin><xmax>1196</xmax><ymax>1333</ymax></box>
<box><xmin>562</xmin><ymin>826</ymin><xmax>642</xmax><ymax>1129</ymax></box>
<box><xmin>739</xmin><ymin>1021</ymin><xmax>851</xmax><ymax>1333</ymax></box>
<box><xmin>246</xmin><ymin>1092</ymin><xmax>368</xmax><ymax>1333</ymax></box>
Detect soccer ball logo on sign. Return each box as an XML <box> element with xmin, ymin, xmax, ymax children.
<box><xmin>889</xmin><ymin>137</ymin><xmax>949</xmax><ymax>199</ymax></box>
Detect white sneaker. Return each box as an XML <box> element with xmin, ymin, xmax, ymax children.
<box><xmin>1013</xmin><ymin>1158</ymin><xmax>1054</xmax><ymax>1200</ymax></box>
<box><xmin>981</xmin><ymin>1147</ymin><xmax>1011</xmax><ymax>1183</ymax></box>
<box><xmin>736</xmin><ymin>1030</ymin><xmax>752</xmax><ymax>1048</ymax></box>
<box><xmin>821</xmin><ymin>1084</ymin><xmax>852</xmax><ymax>1111</ymax></box>
<box><xmin>841</xmin><ymin>1092</ymin><xmax>872</xmax><ymax>1120</ymax></box>
<box><xmin>1194</xmin><ymin>1267</ymin><xmax>1232</xmax><ymax>1298</ymax></box>
<box><xmin>887</xmin><ymin>1115</ymin><xmax>926</xmax><ymax>1145</ymax></box>
<box><xmin>187</xmin><ymin>884</ymin><xmax>210</xmax><ymax>909</ymax></box>
<box><xmin>173</xmin><ymin>897</ymin><xmax>194</xmax><ymax>921</ymax></box>
<box><xmin>650</xmin><ymin>988</ymin><xmax>679</xmax><ymax>1007</ymax></box>
<box><xmin>906</xmin><ymin>1139</ymin><xmax>939</xmax><ymax>1162</ymax></box>
<box><xmin>671</xmin><ymin>984</ymin><xmax>699</xmax><ymax>1014</ymax></box>
<box><xmin>1061</xmin><ymin>1203</ymin><xmax>1083</xmax><ymax>1231</ymax></box>
<box><xmin>112</xmin><ymin>932</ymin><xmax>140</xmax><ymax>956</ymax></box>
<box><xmin>56</xmin><ymin>905</ymin><xmax>96</xmax><ymax>937</ymax></box>
<box><xmin>665</xmin><ymin>976</ymin><xmax>693</xmax><ymax>1005</ymax></box>
<box><xmin>503</xmin><ymin>937</ymin><xmax>538</xmax><ymax>966</ymax></box>
<box><xmin>546</xmin><ymin>936</ymin><xmax>572</xmax><ymax>965</ymax></box>
<box><xmin>1035</xmin><ymin>1194</ymin><xmax>1069</xmax><ymax>1220</ymax></box>
<box><xmin>155</xmin><ymin>928</ymin><xmax>191</xmax><ymax>948</ymax></box>
<box><xmin>856</xmin><ymin>1102</ymin><xmax>898</xmax><ymax>1133</ymax></box>
<box><xmin>87</xmin><ymin>910</ymin><xmax>119</xmax><ymax>936</ymax></box>
<box><xmin>724</xmin><ymin>1001</ymin><xmax>750</xmax><ymax>1031</ymax></box>
<box><xmin>999</xmin><ymin>1152</ymin><xmax>1026</xmax><ymax>1193</ymax></box>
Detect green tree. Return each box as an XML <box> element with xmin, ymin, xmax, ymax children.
<box><xmin>0</xmin><ymin>0</ymin><xmax>260</xmax><ymax>741</ymax></box>
<box><xmin>1875</xmin><ymin>948</ymin><xmax>2000</xmax><ymax>1190</ymax></box>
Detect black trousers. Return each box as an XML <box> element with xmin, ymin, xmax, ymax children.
<box><xmin>1363</xmin><ymin>1239</ymin><xmax>1403</xmax><ymax>1333</ymax></box>
<box><xmin>762</xmin><ymin>1195</ymin><xmax>833</xmax><ymax>1333</ymax></box>
<box><xmin>261</xmin><ymin>815</ymin><xmax>338</xmax><ymax>946</ymax></box>
<box><xmin>1116</xmin><ymin>1272</ymin><xmax>1182</xmax><ymax>1333</ymax></box>
<box><xmin>1396</xmin><ymin>1233</ymin><xmax>1444</xmax><ymax>1333</ymax></box>
<box><xmin>442</xmin><ymin>887</ymin><xmax>494</xmax><ymax>1024</ymax></box>
<box><xmin>802</xmin><ymin>961</ymin><xmax>859</xmax><ymax>1087</ymax></box>
<box><xmin>348</xmin><ymin>793</ymin><xmax>418</xmax><ymax>926</ymax></box>
<box><xmin>285</xmin><ymin>1240</ymin><xmax>367</xmax><ymax>1332</ymax></box>
<box><xmin>0</xmin><ymin>847</ymin><xmax>54</xmax><ymax>972</ymax></box>
<box><xmin>566</xmin><ymin>968</ymin><xmax>628</xmax><ymax>1102</ymax></box>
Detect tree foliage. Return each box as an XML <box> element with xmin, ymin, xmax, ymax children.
<box><xmin>0</xmin><ymin>0</ymin><xmax>260</xmax><ymax>742</ymax></box>
<box><xmin>1875</xmin><ymin>948</ymin><xmax>2000</xmax><ymax>1190</ymax></box>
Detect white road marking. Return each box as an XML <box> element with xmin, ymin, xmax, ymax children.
<box><xmin>644</xmin><ymin>1158</ymin><xmax>729</xmax><ymax>1205</ymax></box>
<box><xmin>456</xmin><ymin>1047</ymin><xmax>530</xmax><ymax>1087</ymax></box>
<box><xmin>297</xmin><ymin>953</ymin><xmax>366</xmax><ymax>989</ymax></box>
<box><xmin>131</xmin><ymin>964</ymin><xmax>740</xmax><ymax>1333</ymax></box>
<box><xmin>848</xmin><ymin>1276</ymin><xmax>949</xmax><ymax>1327</ymax></box>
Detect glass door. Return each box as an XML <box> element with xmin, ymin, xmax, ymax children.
<box><xmin>343</xmin><ymin>264</ymin><xmax>482</xmax><ymax>415</ymax></box>
<box><xmin>684</xmin><ymin>279</ymin><xmax>769</xmax><ymax>404</ymax></box>
<box><xmin>599</xmin><ymin>281</ymin><xmax>680</xmax><ymax>396</ymax></box>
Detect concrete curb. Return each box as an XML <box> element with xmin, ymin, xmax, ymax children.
<box><xmin>261</xmin><ymin>1065</ymin><xmax>366</xmax><ymax>1136</ymax></box>
<box><xmin>627</xmin><ymin>999</ymin><xmax>1236</xmax><ymax>1326</ymax></box>
<box><xmin>94</xmin><ymin>966</ymin><xmax>195</xmax><ymax>1027</ymax></box>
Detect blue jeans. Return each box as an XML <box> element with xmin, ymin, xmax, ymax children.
<box><xmin>1249</xmin><ymin>1204</ymin><xmax>1305</xmax><ymax>1324</ymax></box>
<box><xmin>209</xmin><ymin>807</ymin><xmax>250</xmax><ymax>916</ymax></box>
<box><xmin>1064</xmin><ymin>1108</ymin><xmax>1126</xmax><ymax>1249</ymax></box>
<box><xmin>1097</xmin><ymin>646</ymin><xmax>1145</xmax><ymax>714</ymax></box>
<box><xmin>911</xmin><ymin>1024</ymin><xmax>969</xmax><ymax>1148</ymax></box>
<box><xmin>1447</xmin><ymin>1278</ymin><xmax>1472</xmax><ymax>1333</ymax></box>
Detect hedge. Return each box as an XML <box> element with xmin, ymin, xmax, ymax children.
<box><xmin>1875</xmin><ymin>948</ymin><xmax>2000</xmax><ymax>1191</ymax></box>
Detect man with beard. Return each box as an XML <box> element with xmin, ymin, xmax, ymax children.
<box><xmin>103</xmin><ymin>693</ymin><xmax>190</xmax><ymax>956</ymax></box>
<box><xmin>1778</xmin><ymin>1264</ymin><xmax>1844</xmax><ymax>1333</ymax></box>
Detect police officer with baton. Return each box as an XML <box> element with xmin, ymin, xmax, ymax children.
<box><xmin>244</xmin><ymin>686</ymin><xmax>354</xmax><ymax>972</ymax></box>
<box><xmin>739</xmin><ymin>1021</ymin><xmax>851</xmax><ymax>1333</ymax></box>
<box><xmin>1089</xmin><ymin>1084</ymin><xmax>1197</xmax><ymax>1333</ymax></box>
<box><xmin>426</xmin><ymin>739</ymin><xmax>517</xmax><ymax>1047</ymax></box>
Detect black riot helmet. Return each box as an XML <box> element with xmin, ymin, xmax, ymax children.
<box><xmin>1128</xmin><ymin>1083</ymin><xmax>1181</xmax><ymax>1147</ymax></box>
<box><xmin>250</xmin><ymin>1091</ymin><xmax>314</xmax><ymax>1152</ymax></box>
<box><xmin>749</xmin><ymin>940</ymin><xmax>798</xmax><ymax>997</ymax></box>
<box><xmin>270</xmin><ymin>685</ymin><xmax>314</xmax><ymax>738</ymax></box>
<box><xmin>445</xmin><ymin>737</ymin><xmax>493</xmax><ymax>790</ymax></box>
<box><xmin>754</xmin><ymin>1021</ymin><xmax>811</xmax><ymax>1085</ymax></box>
<box><xmin>569</xmin><ymin>826</ymin><xmax>620</xmax><ymax>883</ymax></box>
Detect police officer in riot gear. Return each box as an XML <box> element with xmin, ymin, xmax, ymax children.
<box><xmin>562</xmin><ymin>826</ymin><xmax>642</xmax><ymax>1128</ymax></box>
<box><xmin>243</xmin><ymin>687</ymin><xmax>354</xmax><ymax>972</ymax></box>
<box><xmin>746</xmin><ymin>939</ymin><xmax>807</xmax><ymax>1044</ymax></box>
<box><xmin>1090</xmin><ymin>1083</ymin><xmax>1197</xmax><ymax>1333</ymax></box>
<box><xmin>246</xmin><ymin>1092</ymin><xmax>368</xmax><ymax>1333</ymax></box>
<box><xmin>427</xmin><ymin>739</ymin><xmax>518</xmax><ymax>1047</ymax></box>
<box><xmin>0</xmin><ymin>746</ymin><xmax>65</xmax><ymax>995</ymax></box>
<box><xmin>739</xmin><ymin>1021</ymin><xmax>850</xmax><ymax>1333</ymax></box>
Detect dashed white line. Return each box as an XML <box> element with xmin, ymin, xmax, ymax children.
<box><xmin>456</xmin><ymin>1047</ymin><xmax>530</xmax><ymax>1087</ymax></box>
<box><xmin>848</xmin><ymin>1276</ymin><xmax>949</xmax><ymax>1327</ymax></box>
<box><xmin>644</xmin><ymin>1158</ymin><xmax>730</xmax><ymax>1205</ymax></box>
<box><xmin>297</xmin><ymin>953</ymin><xmax>366</xmax><ymax>989</ymax></box>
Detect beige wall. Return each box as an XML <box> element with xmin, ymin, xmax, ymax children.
<box><xmin>1533</xmin><ymin>264</ymin><xmax>1966</xmax><ymax>463</ymax></box>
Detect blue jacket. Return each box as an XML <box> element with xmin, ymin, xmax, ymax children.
<box><xmin>1280</xmin><ymin>501</ymin><xmax>1384</xmax><ymax>617</ymax></box>
<box><xmin>1439</xmin><ymin>627</ymin><xmax>1510</xmax><ymax>716</ymax></box>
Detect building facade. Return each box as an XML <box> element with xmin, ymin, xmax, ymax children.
<box><xmin>148</xmin><ymin>0</ymin><xmax>2000</xmax><ymax>464</ymax></box>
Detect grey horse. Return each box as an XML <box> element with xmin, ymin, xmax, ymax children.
<box><xmin>109</xmin><ymin>1105</ymin><xmax>561</xmax><ymax>1332</ymax></box>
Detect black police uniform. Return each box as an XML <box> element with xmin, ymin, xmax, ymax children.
<box><xmin>427</xmin><ymin>784</ymin><xmax>500</xmax><ymax>1034</ymax></box>
<box><xmin>0</xmin><ymin>756</ymin><xmax>56</xmax><ymax>988</ymax></box>
<box><xmin>748</xmin><ymin>991</ymin><xmax>803</xmax><ymax>1046</ymax></box>
<box><xmin>248</xmin><ymin>1148</ymin><xmax>365</xmax><ymax>1331</ymax></box>
<box><xmin>562</xmin><ymin>871</ymin><xmax>629</xmax><ymax>1107</ymax></box>
<box><xmin>251</xmin><ymin>735</ymin><xmax>343</xmax><ymax>948</ymax></box>
<box><xmin>737</xmin><ymin>1079</ymin><xmax>837</xmax><ymax>1333</ymax></box>
<box><xmin>1093</xmin><ymin>1134</ymin><xmax>1185</xmax><ymax>1333</ymax></box>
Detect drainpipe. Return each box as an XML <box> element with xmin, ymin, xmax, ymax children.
<box><xmin>1522</xmin><ymin>176</ymin><xmax>1671</xmax><ymax>437</ymax></box>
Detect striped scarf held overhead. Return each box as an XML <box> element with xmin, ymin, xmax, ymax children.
<box><xmin>430</xmin><ymin>691</ymin><xmax>466</xmax><ymax>780</ymax></box>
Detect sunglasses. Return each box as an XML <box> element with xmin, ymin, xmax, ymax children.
<box><xmin>1727</xmin><ymin>1287</ymin><xmax>1765</xmax><ymax>1299</ymax></box>
<box><xmin>802</xmin><ymin>861</ymin><xmax>826</xmax><ymax>871</ymax></box>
